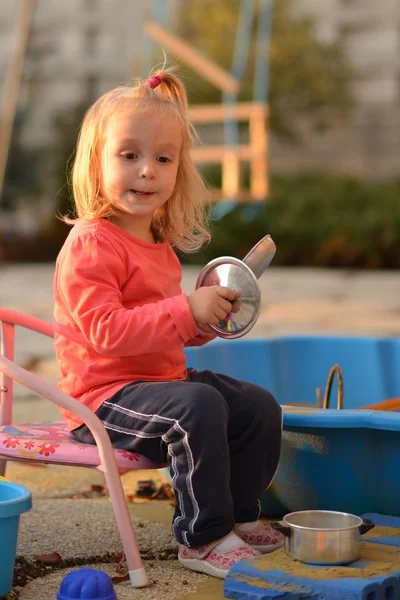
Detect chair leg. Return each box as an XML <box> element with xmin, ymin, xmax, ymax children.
<box><xmin>97</xmin><ymin>443</ymin><xmax>148</xmax><ymax>587</ymax></box>
<box><xmin>0</xmin><ymin>321</ymin><xmax>14</xmax><ymax>478</ymax></box>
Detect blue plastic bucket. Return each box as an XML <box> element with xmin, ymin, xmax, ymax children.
<box><xmin>0</xmin><ymin>480</ymin><xmax>32</xmax><ymax>597</ymax></box>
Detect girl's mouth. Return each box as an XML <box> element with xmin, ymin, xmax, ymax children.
<box><xmin>130</xmin><ymin>190</ymin><xmax>153</xmax><ymax>196</ymax></box>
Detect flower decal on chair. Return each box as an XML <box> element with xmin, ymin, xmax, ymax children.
<box><xmin>3</xmin><ymin>437</ymin><xmax>19</xmax><ymax>449</ymax></box>
<box><xmin>38</xmin><ymin>442</ymin><xmax>60</xmax><ymax>457</ymax></box>
<box><xmin>117</xmin><ymin>450</ymin><xmax>141</xmax><ymax>462</ymax></box>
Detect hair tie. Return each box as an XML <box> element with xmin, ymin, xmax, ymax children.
<box><xmin>146</xmin><ymin>75</ymin><xmax>162</xmax><ymax>90</ymax></box>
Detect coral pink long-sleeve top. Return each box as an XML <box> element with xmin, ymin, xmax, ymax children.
<box><xmin>53</xmin><ymin>218</ymin><xmax>211</xmax><ymax>430</ymax></box>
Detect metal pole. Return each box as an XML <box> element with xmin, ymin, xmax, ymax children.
<box><xmin>222</xmin><ymin>0</ymin><xmax>255</xmax><ymax>203</ymax></box>
<box><xmin>253</xmin><ymin>0</ymin><xmax>273</xmax><ymax>102</ymax></box>
<box><xmin>0</xmin><ymin>0</ymin><xmax>34</xmax><ymax>204</ymax></box>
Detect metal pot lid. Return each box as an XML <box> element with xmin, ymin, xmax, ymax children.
<box><xmin>195</xmin><ymin>256</ymin><xmax>261</xmax><ymax>339</ymax></box>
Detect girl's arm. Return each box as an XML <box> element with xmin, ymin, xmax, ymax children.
<box><xmin>54</xmin><ymin>234</ymin><xmax>198</xmax><ymax>356</ymax></box>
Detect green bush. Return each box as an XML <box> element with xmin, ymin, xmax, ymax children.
<box><xmin>3</xmin><ymin>173</ymin><xmax>399</xmax><ymax>268</ymax></box>
<box><xmin>182</xmin><ymin>173</ymin><xmax>400</xmax><ymax>269</ymax></box>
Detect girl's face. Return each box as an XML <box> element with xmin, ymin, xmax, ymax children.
<box><xmin>101</xmin><ymin>112</ymin><xmax>182</xmax><ymax>239</ymax></box>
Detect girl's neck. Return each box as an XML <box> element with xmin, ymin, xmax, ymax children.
<box><xmin>108</xmin><ymin>213</ymin><xmax>156</xmax><ymax>244</ymax></box>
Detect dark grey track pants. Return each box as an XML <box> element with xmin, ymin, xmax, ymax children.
<box><xmin>72</xmin><ymin>369</ymin><xmax>282</xmax><ymax>548</ymax></box>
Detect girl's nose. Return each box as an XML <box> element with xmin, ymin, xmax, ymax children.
<box><xmin>139</xmin><ymin>162</ymin><xmax>155</xmax><ymax>179</ymax></box>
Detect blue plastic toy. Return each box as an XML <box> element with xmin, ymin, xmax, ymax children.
<box><xmin>58</xmin><ymin>567</ymin><xmax>116</xmax><ymax>600</ymax></box>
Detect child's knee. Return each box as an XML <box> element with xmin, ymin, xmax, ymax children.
<box><xmin>183</xmin><ymin>383</ymin><xmax>228</xmax><ymax>425</ymax></box>
<box><xmin>248</xmin><ymin>387</ymin><xmax>282</xmax><ymax>426</ymax></box>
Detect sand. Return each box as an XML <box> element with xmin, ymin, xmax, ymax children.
<box><xmin>250</xmin><ymin>541</ymin><xmax>400</xmax><ymax>581</ymax></box>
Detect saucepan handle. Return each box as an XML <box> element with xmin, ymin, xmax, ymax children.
<box><xmin>359</xmin><ymin>519</ymin><xmax>375</xmax><ymax>535</ymax></box>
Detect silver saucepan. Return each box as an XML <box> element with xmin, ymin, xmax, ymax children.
<box><xmin>196</xmin><ymin>235</ymin><xmax>276</xmax><ymax>339</ymax></box>
<box><xmin>271</xmin><ymin>510</ymin><xmax>375</xmax><ymax>565</ymax></box>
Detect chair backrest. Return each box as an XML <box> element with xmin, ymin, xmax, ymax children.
<box><xmin>0</xmin><ymin>309</ymin><xmax>54</xmax><ymax>428</ymax></box>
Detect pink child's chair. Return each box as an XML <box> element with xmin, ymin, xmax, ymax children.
<box><xmin>0</xmin><ymin>308</ymin><xmax>167</xmax><ymax>588</ymax></box>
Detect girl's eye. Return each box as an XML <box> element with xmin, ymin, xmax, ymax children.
<box><xmin>122</xmin><ymin>153</ymin><xmax>137</xmax><ymax>160</ymax></box>
<box><xmin>158</xmin><ymin>156</ymin><xmax>171</xmax><ymax>164</ymax></box>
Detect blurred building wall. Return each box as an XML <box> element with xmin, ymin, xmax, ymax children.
<box><xmin>270</xmin><ymin>0</ymin><xmax>400</xmax><ymax>178</ymax></box>
<box><xmin>0</xmin><ymin>0</ymin><xmax>399</xmax><ymax>179</ymax></box>
<box><xmin>0</xmin><ymin>0</ymin><xmax>151</xmax><ymax>148</ymax></box>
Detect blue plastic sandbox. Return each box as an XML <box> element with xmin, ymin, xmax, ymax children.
<box><xmin>185</xmin><ymin>336</ymin><xmax>400</xmax><ymax>517</ymax></box>
<box><xmin>0</xmin><ymin>480</ymin><xmax>32</xmax><ymax>597</ymax></box>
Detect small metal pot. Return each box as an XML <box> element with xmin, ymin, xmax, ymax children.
<box><xmin>271</xmin><ymin>510</ymin><xmax>375</xmax><ymax>565</ymax></box>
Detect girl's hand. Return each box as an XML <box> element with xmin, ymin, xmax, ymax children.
<box><xmin>187</xmin><ymin>286</ymin><xmax>236</xmax><ymax>324</ymax></box>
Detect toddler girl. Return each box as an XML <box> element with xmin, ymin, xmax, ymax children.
<box><xmin>53</xmin><ymin>67</ymin><xmax>283</xmax><ymax>579</ymax></box>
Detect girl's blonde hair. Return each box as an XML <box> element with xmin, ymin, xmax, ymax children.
<box><xmin>67</xmin><ymin>67</ymin><xmax>211</xmax><ymax>252</ymax></box>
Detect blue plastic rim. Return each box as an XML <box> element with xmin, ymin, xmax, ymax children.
<box><xmin>0</xmin><ymin>481</ymin><xmax>32</xmax><ymax>598</ymax></box>
<box><xmin>0</xmin><ymin>480</ymin><xmax>32</xmax><ymax>517</ymax></box>
<box><xmin>58</xmin><ymin>567</ymin><xmax>116</xmax><ymax>600</ymax></box>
